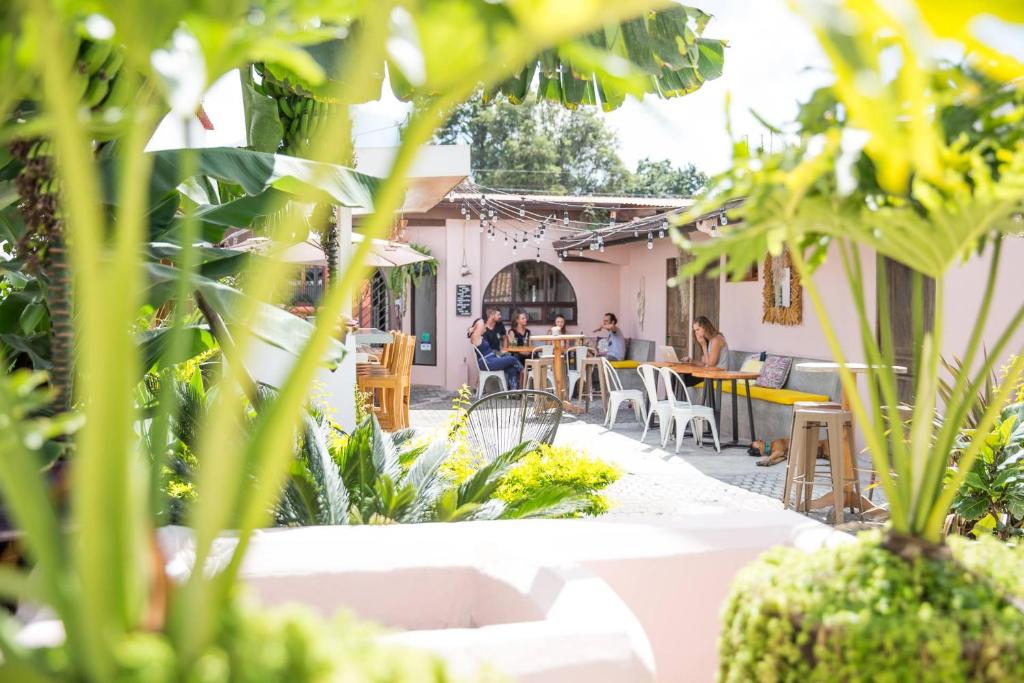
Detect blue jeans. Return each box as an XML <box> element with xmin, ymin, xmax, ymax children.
<box><xmin>480</xmin><ymin>353</ymin><xmax>522</xmax><ymax>390</ymax></box>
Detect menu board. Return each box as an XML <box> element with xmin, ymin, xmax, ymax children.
<box><xmin>455</xmin><ymin>284</ymin><xmax>472</xmax><ymax>317</ymax></box>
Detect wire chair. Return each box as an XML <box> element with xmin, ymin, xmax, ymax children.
<box><xmin>464</xmin><ymin>390</ymin><xmax>564</xmax><ymax>461</ymax></box>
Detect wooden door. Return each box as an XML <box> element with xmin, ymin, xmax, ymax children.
<box><xmin>666</xmin><ymin>257</ymin><xmax>690</xmax><ymax>358</ymax></box>
<box><xmin>666</xmin><ymin>253</ymin><xmax>720</xmax><ymax>360</ymax></box>
<box><xmin>878</xmin><ymin>257</ymin><xmax>935</xmax><ymax>402</ymax></box>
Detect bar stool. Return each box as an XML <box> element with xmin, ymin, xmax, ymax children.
<box><xmin>783</xmin><ymin>406</ymin><xmax>862</xmax><ymax>524</ymax></box>
<box><xmin>524</xmin><ymin>356</ymin><xmax>554</xmax><ymax>391</ymax></box>
<box><xmin>578</xmin><ymin>357</ymin><xmax>607</xmax><ymax>410</ymax></box>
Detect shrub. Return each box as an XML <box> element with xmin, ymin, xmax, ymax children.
<box><xmin>496</xmin><ymin>444</ymin><xmax>621</xmax><ymax>517</ymax></box>
<box><xmin>276</xmin><ymin>414</ymin><xmax>587</xmax><ymax>525</ymax></box>
<box><xmin>947</xmin><ymin>402</ymin><xmax>1024</xmax><ymax>540</ymax></box>
<box><xmin>719</xmin><ymin>531</ymin><xmax>1024</xmax><ymax>683</ymax></box>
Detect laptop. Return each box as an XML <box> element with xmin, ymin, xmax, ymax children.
<box><xmin>658</xmin><ymin>345</ymin><xmax>680</xmax><ymax>362</ymax></box>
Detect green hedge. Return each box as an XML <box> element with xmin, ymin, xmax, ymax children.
<box><xmin>719</xmin><ymin>531</ymin><xmax>1024</xmax><ymax>682</ymax></box>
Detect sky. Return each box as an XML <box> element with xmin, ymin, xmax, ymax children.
<box><xmin>347</xmin><ymin>0</ymin><xmax>832</xmax><ymax>176</ymax></box>
<box><xmin>150</xmin><ymin>0</ymin><xmax>833</xmax><ymax>177</ymax></box>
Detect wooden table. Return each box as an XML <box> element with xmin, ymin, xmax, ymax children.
<box><xmin>794</xmin><ymin>362</ymin><xmax>907</xmax><ymax>515</ymax></box>
<box><xmin>529</xmin><ymin>334</ymin><xmax>587</xmax><ymax>413</ymax></box>
<box><xmin>689</xmin><ymin>368</ymin><xmax>761</xmax><ymax>447</ymax></box>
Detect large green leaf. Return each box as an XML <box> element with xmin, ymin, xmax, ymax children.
<box><xmin>137</xmin><ymin>325</ymin><xmax>215</xmax><ymax>372</ymax></box>
<box><xmin>147</xmin><ymin>243</ymin><xmax>255</xmax><ymax>280</ymax></box>
<box><xmin>145</xmin><ymin>263</ymin><xmax>344</xmax><ymax>368</ymax></box>
<box><xmin>145</xmin><ymin>147</ymin><xmax>378</xmax><ymax>207</ymax></box>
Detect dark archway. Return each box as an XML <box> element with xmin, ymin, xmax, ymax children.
<box><xmin>482</xmin><ymin>260</ymin><xmax>577</xmax><ymax>324</ymax></box>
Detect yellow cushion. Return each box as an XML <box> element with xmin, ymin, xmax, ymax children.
<box><xmin>609</xmin><ymin>360</ymin><xmax>640</xmax><ymax>369</ymax></box>
<box><xmin>719</xmin><ymin>382</ymin><xmax>829</xmax><ymax>406</ymax></box>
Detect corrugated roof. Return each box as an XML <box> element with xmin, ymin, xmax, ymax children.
<box><xmin>446</xmin><ymin>191</ymin><xmax>694</xmax><ymax>210</ymax></box>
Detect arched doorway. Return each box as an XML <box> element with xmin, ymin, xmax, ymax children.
<box><xmin>483</xmin><ymin>260</ymin><xmax>577</xmax><ymax>324</ymax></box>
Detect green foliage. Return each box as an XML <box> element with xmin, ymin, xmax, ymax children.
<box><xmin>276</xmin><ymin>413</ymin><xmax>589</xmax><ymax>525</ymax></box>
<box><xmin>948</xmin><ymin>402</ymin><xmax>1024</xmax><ymax>540</ymax></box>
<box><xmin>719</xmin><ymin>531</ymin><xmax>1024</xmax><ymax>683</ymax></box>
<box><xmin>435</xmin><ymin>94</ymin><xmax>706</xmax><ymax>196</ymax></box>
<box><xmin>433</xmin><ymin>389</ymin><xmax>619</xmax><ymax>518</ymax></box>
<box><xmin>0</xmin><ymin>1</ymin><xmax>722</xmax><ymax>680</ymax></box>
<box><xmin>495</xmin><ymin>444</ymin><xmax>621</xmax><ymax>517</ymax></box>
<box><xmin>680</xmin><ymin>6</ymin><xmax>1024</xmax><ymax>542</ymax></box>
<box><xmin>435</xmin><ymin>94</ymin><xmax>629</xmax><ymax>194</ymax></box>
<box><xmin>625</xmin><ymin>157</ymin><xmax>707</xmax><ymax>198</ymax></box>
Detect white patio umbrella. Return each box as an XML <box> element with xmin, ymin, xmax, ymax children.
<box><xmin>229</xmin><ymin>233</ymin><xmax>431</xmax><ymax>268</ymax></box>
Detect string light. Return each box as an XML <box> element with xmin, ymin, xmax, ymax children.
<box><xmin>536</xmin><ymin>249</ymin><xmax>541</xmax><ymax>262</ymax></box>
<box><xmin>563</xmin><ymin>210</ymin><xmax>569</xmax><ymax>225</ymax></box>
<box><xmin>658</xmin><ymin>227</ymin><xmax>665</xmax><ymax>239</ymax></box>
<box><xmin>647</xmin><ymin>231</ymin><xmax>653</xmax><ymax>250</ymax></box>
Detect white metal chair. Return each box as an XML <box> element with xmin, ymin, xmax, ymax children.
<box><xmin>473</xmin><ymin>344</ymin><xmax>508</xmax><ymax>400</ymax></box>
<box><xmin>601</xmin><ymin>358</ymin><xmax>644</xmax><ymax>430</ymax></box>
<box><xmin>637</xmin><ymin>363</ymin><xmax>672</xmax><ymax>443</ymax></box>
<box><xmin>659</xmin><ymin>367</ymin><xmax>719</xmax><ymax>452</ymax></box>
<box><xmin>564</xmin><ymin>345</ymin><xmax>590</xmax><ymax>398</ymax></box>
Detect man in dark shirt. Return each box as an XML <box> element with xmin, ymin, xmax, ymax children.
<box><xmin>483</xmin><ymin>308</ymin><xmax>506</xmax><ymax>352</ymax></box>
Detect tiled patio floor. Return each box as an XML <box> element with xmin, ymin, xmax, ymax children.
<box><xmin>409</xmin><ymin>385</ymin><xmax>888</xmax><ymax>525</ymax></box>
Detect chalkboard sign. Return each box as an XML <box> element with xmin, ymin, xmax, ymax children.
<box><xmin>455</xmin><ymin>284</ymin><xmax>473</xmax><ymax>317</ymax></box>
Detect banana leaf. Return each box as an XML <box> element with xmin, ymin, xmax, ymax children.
<box><xmin>137</xmin><ymin>325</ymin><xmax>215</xmax><ymax>372</ymax></box>
<box><xmin>145</xmin><ymin>263</ymin><xmax>345</xmax><ymax>368</ymax></box>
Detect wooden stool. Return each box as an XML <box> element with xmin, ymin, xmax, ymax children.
<box><xmin>783</xmin><ymin>407</ymin><xmax>862</xmax><ymax>524</ymax></box>
<box><xmin>578</xmin><ymin>357</ymin><xmax>607</xmax><ymax>410</ymax></box>
<box><xmin>524</xmin><ymin>357</ymin><xmax>553</xmax><ymax>391</ymax></box>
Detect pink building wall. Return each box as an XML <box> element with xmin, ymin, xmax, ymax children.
<box><xmin>407</xmin><ymin>218</ymin><xmax>624</xmax><ymax>390</ymax></box>
<box><xmin>407</xmin><ymin>214</ymin><xmax>1024</xmax><ymax>393</ymax></box>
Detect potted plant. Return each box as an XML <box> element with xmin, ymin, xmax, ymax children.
<box><xmin>680</xmin><ymin>2</ymin><xmax>1024</xmax><ymax>680</ymax></box>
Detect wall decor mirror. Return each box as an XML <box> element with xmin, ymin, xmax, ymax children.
<box><xmin>762</xmin><ymin>251</ymin><xmax>802</xmax><ymax>325</ymax></box>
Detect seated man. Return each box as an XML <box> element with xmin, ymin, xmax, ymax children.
<box><xmin>594</xmin><ymin>312</ymin><xmax>626</xmax><ymax>361</ymax></box>
<box><xmin>482</xmin><ymin>308</ymin><xmax>506</xmax><ymax>353</ymax></box>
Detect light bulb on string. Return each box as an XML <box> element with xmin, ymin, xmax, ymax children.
<box><xmin>563</xmin><ymin>211</ymin><xmax>569</xmax><ymax>225</ymax></box>
<box><xmin>647</xmin><ymin>232</ymin><xmax>653</xmax><ymax>250</ymax></box>
<box><xmin>658</xmin><ymin>228</ymin><xmax>665</xmax><ymax>239</ymax></box>
<box><xmin>519</xmin><ymin>198</ymin><xmax>526</xmax><ymax>218</ymax></box>
<box><xmin>536</xmin><ymin>249</ymin><xmax>541</xmax><ymax>262</ymax></box>
<box><xmin>579</xmin><ymin>248</ymin><xmax>585</xmax><ymax>257</ymax></box>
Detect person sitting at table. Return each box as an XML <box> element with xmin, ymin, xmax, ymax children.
<box><xmin>483</xmin><ymin>308</ymin><xmax>506</xmax><ymax>353</ymax></box>
<box><xmin>682</xmin><ymin>315</ymin><xmax>730</xmax><ymax>386</ymax></box>
<box><xmin>593</xmin><ymin>312</ymin><xmax>626</xmax><ymax>361</ymax></box>
<box><xmin>507</xmin><ymin>310</ymin><xmax>534</xmax><ymax>358</ymax></box>
<box><xmin>552</xmin><ymin>313</ymin><xmax>568</xmax><ymax>336</ymax></box>
<box><xmin>469</xmin><ymin>317</ymin><xmax>522</xmax><ymax>390</ymax></box>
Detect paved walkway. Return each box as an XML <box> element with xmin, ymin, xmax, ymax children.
<box><xmin>409</xmin><ymin>386</ymin><xmax>886</xmax><ymax>524</ymax></box>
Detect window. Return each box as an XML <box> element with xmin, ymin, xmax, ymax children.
<box><xmin>483</xmin><ymin>261</ymin><xmax>577</xmax><ymax>324</ymax></box>
<box><xmin>353</xmin><ymin>269</ymin><xmax>389</xmax><ymax>330</ymax></box>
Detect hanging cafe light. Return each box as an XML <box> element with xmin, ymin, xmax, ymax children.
<box><xmin>647</xmin><ymin>231</ymin><xmax>653</xmax><ymax>250</ymax></box>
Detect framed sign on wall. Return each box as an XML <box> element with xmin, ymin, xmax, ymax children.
<box><xmin>455</xmin><ymin>284</ymin><xmax>472</xmax><ymax>317</ymax></box>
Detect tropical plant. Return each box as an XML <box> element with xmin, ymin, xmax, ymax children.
<box><xmin>2</xmin><ymin>3</ymin><xmax>721</xmax><ymax>678</ymax></box>
<box><xmin>719</xmin><ymin>531</ymin><xmax>1024</xmax><ymax>682</ymax></box>
<box><xmin>672</xmin><ymin>1</ymin><xmax>1024</xmax><ymax>679</ymax></box>
<box><xmin>947</xmin><ymin>402</ymin><xmax>1024</xmax><ymax>540</ymax></box>
<box><xmin>494</xmin><ymin>443</ymin><xmax>621</xmax><ymax>517</ymax></box>
<box><xmin>683</xmin><ymin>4</ymin><xmax>1024</xmax><ymax>549</ymax></box>
<box><xmin>275</xmin><ymin>413</ymin><xmax>587</xmax><ymax>526</ymax></box>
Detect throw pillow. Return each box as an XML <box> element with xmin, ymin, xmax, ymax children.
<box><xmin>740</xmin><ymin>357</ymin><xmax>765</xmax><ymax>376</ymax></box>
<box><xmin>758</xmin><ymin>355</ymin><xmax>792</xmax><ymax>389</ymax></box>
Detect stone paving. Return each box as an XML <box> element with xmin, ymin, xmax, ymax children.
<box><xmin>409</xmin><ymin>385</ymin><xmax>888</xmax><ymax>524</ymax></box>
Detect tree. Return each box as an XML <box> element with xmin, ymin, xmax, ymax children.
<box><xmin>435</xmin><ymin>94</ymin><xmax>628</xmax><ymax>194</ymax></box>
<box><xmin>626</xmin><ymin>157</ymin><xmax>707</xmax><ymax>197</ymax></box>
<box><xmin>435</xmin><ymin>95</ymin><xmax>707</xmax><ymax>196</ymax></box>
